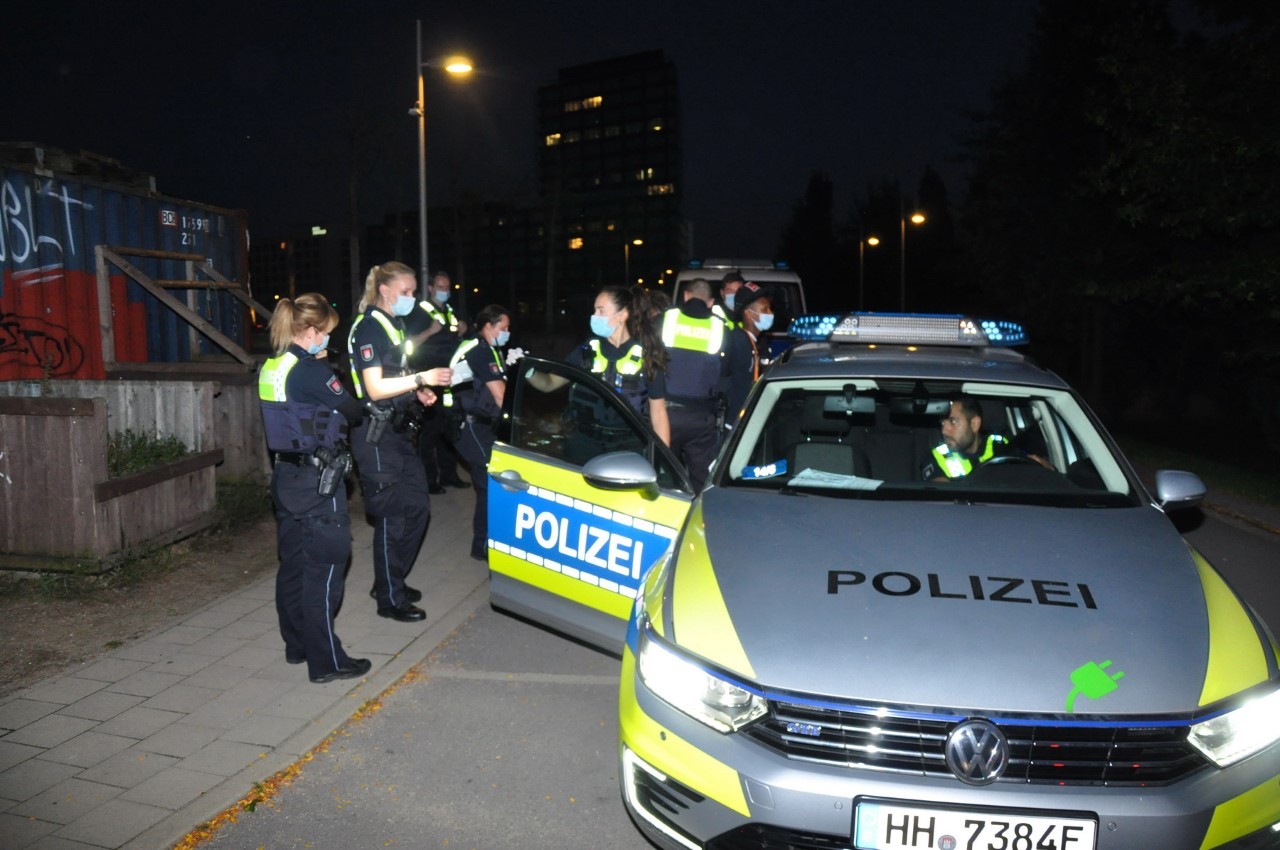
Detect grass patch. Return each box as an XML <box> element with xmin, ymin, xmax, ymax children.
<box><xmin>1116</xmin><ymin>435</ymin><xmax>1280</xmax><ymax>508</ymax></box>
<box><xmin>107</xmin><ymin>429</ymin><xmax>190</xmax><ymax>478</ymax></box>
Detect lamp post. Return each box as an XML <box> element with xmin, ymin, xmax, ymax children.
<box><xmin>859</xmin><ymin>234</ymin><xmax>880</xmax><ymax>310</ymax></box>
<box><xmin>413</xmin><ymin>20</ymin><xmax>472</xmax><ymax>288</ymax></box>
<box><xmin>624</xmin><ymin>238</ymin><xmax>643</xmax><ymax>285</ymax></box>
<box><xmin>898</xmin><ymin>206</ymin><xmax>927</xmax><ymax>311</ymax></box>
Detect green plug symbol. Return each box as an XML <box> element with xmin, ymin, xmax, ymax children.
<box><xmin>1065</xmin><ymin>660</ymin><xmax>1125</xmax><ymax>712</ymax></box>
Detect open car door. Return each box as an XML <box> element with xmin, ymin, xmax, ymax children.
<box><xmin>486</xmin><ymin>356</ymin><xmax>695</xmax><ymax>653</ymax></box>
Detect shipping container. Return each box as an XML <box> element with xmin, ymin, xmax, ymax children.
<box><xmin>0</xmin><ymin>144</ymin><xmax>253</xmax><ymax>382</ymax></box>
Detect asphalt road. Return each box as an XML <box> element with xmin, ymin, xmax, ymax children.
<box><xmin>206</xmin><ymin>506</ymin><xmax>1280</xmax><ymax>850</ymax></box>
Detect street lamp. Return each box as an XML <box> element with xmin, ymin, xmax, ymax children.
<box><xmin>624</xmin><ymin>238</ymin><xmax>643</xmax><ymax>284</ymax></box>
<box><xmin>899</xmin><ymin>208</ymin><xmax>927</xmax><ymax>310</ymax></box>
<box><xmin>859</xmin><ymin>235</ymin><xmax>880</xmax><ymax>310</ymax></box>
<box><xmin>413</xmin><ymin>19</ymin><xmax>472</xmax><ymax>287</ymax></box>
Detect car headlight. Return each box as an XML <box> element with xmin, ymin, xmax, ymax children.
<box><xmin>1188</xmin><ymin>686</ymin><xmax>1280</xmax><ymax>768</ymax></box>
<box><xmin>637</xmin><ymin>626</ymin><xmax>767</xmax><ymax>733</ymax></box>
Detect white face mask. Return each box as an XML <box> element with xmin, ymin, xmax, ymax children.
<box><xmin>306</xmin><ymin>333</ymin><xmax>330</xmax><ymax>355</ymax></box>
<box><xmin>433</xmin><ymin>288</ymin><xmax>450</xmax><ymax>304</ymax></box>
<box><xmin>753</xmin><ymin>311</ymin><xmax>775</xmax><ymax>332</ymax></box>
<box><xmin>392</xmin><ymin>294</ymin><xmax>416</xmax><ymax>316</ymax></box>
<box><xmin>495</xmin><ymin>329</ymin><xmax>511</xmax><ymax>347</ymax></box>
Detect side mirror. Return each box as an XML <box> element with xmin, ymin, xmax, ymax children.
<box><xmin>1154</xmin><ymin>469</ymin><xmax>1206</xmax><ymax>512</ymax></box>
<box><xmin>582</xmin><ymin>451</ymin><xmax>658</xmax><ymax>495</ymax></box>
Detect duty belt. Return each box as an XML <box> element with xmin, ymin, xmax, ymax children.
<box><xmin>465</xmin><ymin>413</ymin><xmax>497</xmax><ymax>427</ymax></box>
<box><xmin>273</xmin><ymin>451</ymin><xmax>322</xmax><ymax>467</ymax></box>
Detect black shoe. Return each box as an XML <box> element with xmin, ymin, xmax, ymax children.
<box><xmin>429</xmin><ymin>484</ymin><xmax>446</xmax><ymax>494</ymax></box>
<box><xmin>285</xmin><ymin>652</ymin><xmax>306</xmax><ymax>665</ymax></box>
<box><xmin>443</xmin><ymin>476</ymin><xmax>470</xmax><ymax>489</ymax></box>
<box><xmin>470</xmin><ymin>549</ymin><xmax>487</xmax><ymax>562</ymax></box>
<box><xmin>377</xmin><ymin>603</ymin><xmax>426</xmax><ymax>622</ymax></box>
<box><xmin>369</xmin><ymin>586</ymin><xmax>422</xmax><ymax>603</ymax></box>
<box><xmin>310</xmin><ymin>657</ymin><xmax>372</xmax><ymax>684</ymax></box>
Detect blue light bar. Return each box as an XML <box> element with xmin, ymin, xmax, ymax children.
<box><xmin>787</xmin><ymin>312</ymin><xmax>1029</xmax><ymax>347</ymax></box>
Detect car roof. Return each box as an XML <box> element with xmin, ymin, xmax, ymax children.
<box><xmin>769</xmin><ymin>340</ymin><xmax>1072</xmax><ymax>389</ymax></box>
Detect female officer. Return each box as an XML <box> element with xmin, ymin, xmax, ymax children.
<box><xmin>259</xmin><ymin>293</ymin><xmax>368</xmax><ymax>683</ymax></box>
<box><xmin>347</xmin><ymin>262</ymin><xmax>452</xmax><ymax>622</ymax></box>
<box><xmin>449</xmin><ymin>304</ymin><xmax>511</xmax><ymax>561</ymax></box>
<box><xmin>531</xmin><ymin>286</ymin><xmax>671</xmax><ymax>461</ymax></box>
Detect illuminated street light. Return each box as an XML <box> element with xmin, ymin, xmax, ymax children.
<box><xmin>899</xmin><ymin>207</ymin><xmax>927</xmax><ymax>310</ymax></box>
<box><xmin>859</xmin><ymin>234</ymin><xmax>880</xmax><ymax>310</ymax></box>
<box><xmin>413</xmin><ymin>20</ymin><xmax>472</xmax><ymax>287</ymax></box>
<box><xmin>624</xmin><ymin>238</ymin><xmax>643</xmax><ymax>285</ymax></box>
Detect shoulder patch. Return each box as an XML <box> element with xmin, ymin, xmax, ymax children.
<box><xmin>489</xmin><ymin>362</ymin><xmax>502</xmax><ymax>375</ymax></box>
<box><xmin>360</xmin><ymin>344</ymin><xmax>374</xmax><ymax>362</ymax></box>
<box><xmin>327</xmin><ymin>376</ymin><xmax>343</xmax><ymax>394</ymax></box>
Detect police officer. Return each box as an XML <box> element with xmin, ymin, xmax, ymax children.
<box><xmin>531</xmin><ymin>286</ymin><xmax>671</xmax><ymax>462</ymax></box>
<box><xmin>403</xmin><ymin>270</ymin><xmax>468</xmax><ymax>494</ymax></box>
<box><xmin>259</xmin><ymin>293</ymin><xmax>370</xmax><ymax>683</ymax></box>
<box><xmin>660</xmin><ymin>278</ymin><xmax>732</xmax><ymax>492</ymax></box>
<box><xmin>725</xmin><ymin>281</ymin><xmax>773</xmax><ymax>419</ymax></box>
<box><xmin>717</xmin><ymin>271</ymin><xmax>744</xmax><ymax>328</ymax></box>
<box><xmin>921</xmin><ymin>397</ymin><xmax>1013</xmax><ymax>480</ymax></box>
<box><xmin>347</xmin><ymin>262</ymin><xmax>452</xmax><ymax>622</ymax></box>
<box><xmin>449</xmin><ymin>305</ymin><xmax>511</xmax><ymax>561</ymax></box>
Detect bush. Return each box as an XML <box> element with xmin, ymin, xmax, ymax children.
<box><xmin>107</xmin><ymin>429</ymin><xmax>190</xmax><ymax>478</ymax></box>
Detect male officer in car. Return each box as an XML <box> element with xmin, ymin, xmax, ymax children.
<box><xmin>404</xmin><ymin>271</ymin><xmax>469</xmax><ymax>493</ymax></box>
<box><xmin>921</xmin><ymin>396</ymin><xmax>1014</xmax><ymax>480</ymax></box>
<box><xmin>661</xmin><ymin>278</ymin><xmax>733</xmax><ymax>491</ymax></box>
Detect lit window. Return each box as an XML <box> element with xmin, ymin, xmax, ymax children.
<box><xmin>545</xmin><ymin>133</ymin><xmax>562</xmax><ymax>146</ymax></box>
<box><xmin>584</xmin><ymin>95</ymin><xmax>603</xmax><ymax>109</ymax></box>
<box><xmin>651</xmin><ymin>118</ymin><xmax>664</xmax><ymax>132</ymax></box>
<box><xmin>635</xmin><ymin>167</ymin><xmax>654</xmax><ymax>181</ymax></box>
<box><xmin>568</xmin><ymin>237</ymin><xmax>584</xmax><ymax>250</ymax></box>
<box><xmin>647</xmin><ymin>183</ymin><xmax>676</xmax><ymax>196</ymax></box>
<box><xmin>564</xmin><ymin>101</ymin><xmax>580</xmax><ymax>112</ymax></box>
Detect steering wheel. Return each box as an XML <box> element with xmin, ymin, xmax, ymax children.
<box><xmin>977</xmin><ymin>454</ymin><xmax>1041</xmax><ymax>468</ymax></box>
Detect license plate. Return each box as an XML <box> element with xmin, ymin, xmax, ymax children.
<box><xmin>854</xmin><ymin>799</ymin><xmax>1097</xmax><ymax>850</ymax></box>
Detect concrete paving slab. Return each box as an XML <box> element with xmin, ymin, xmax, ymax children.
<box><xmin>19</xmin><ymin>679</ymin><xmax>108</xmax><ymax>707</ymax></box>
<box><xmin>74</xmin><ymin>749</ymin><xmax>178</xmax><ymax>789</ymax></box>
<box><xmin>38</xmin><ymin>732</ymin><xmax>136</xmax><ymax>769</ymax></box>
<box><xmin>0</xmin><ymin>811</ymin><xmax>59</xmax><ymax>847</ymax></box>
<box><xmin>0</xmin><ymin>740</ymin><xmax>44</xmax><ymax>772</ymax></box>
<box><xmin>4</xmin><ymin>715</ymin><xmax>98</xmax><ymax>749</ymax></box>
<box><xmin>27</xmin><ymin>835</ymin><xmax>105</xmax><ymax>850</ymax></box>
<box><xmin>9</xmin><ymin>777</ymin><xmax>122</xmax><ymax>825</ymax></box>
<box><xmin>136</xmin><ymin>684</ymin><xmax>221</xmax><ymax>714</ymax></box>
<box><xmin>219</xmin><ymin>714</ymin><xmax>310</xmax><ymax>748</ymax></box>
<box><xmin>68</xmin><ymin>659</ymin><xmax>149</xmax><ymax>685</ymax></box>
<box><xmin>54</xmin><ymin>798</ymin><xmax>170</xmax><ymax>847</ymax></box>
<box><xmin>132</xmin><ymin>723</ymin><xmax>221</xmax><ymax>759</ymax></box>
<box><xmin>140</xmin><ymin>651</ymin><xmax>219</xmax><ymax>677</ymax></box>
<box><xmin>175</xmin><ymin>636</ymin><xmax>246</xmax><ymax>659</ymax></box>
<box><xmin>92</xmin><ymin>707</ymin><xmax>183</xmax><ymax>740</ymax></box>
<box><xmin>0</xmin><ymin>758</ymin><xmax>81</xmax><ymax>801</ymax></box>
<box><xmin>0</xmin><ymin>699</ymin><xmax>63</xmax><ymax>731</ymax></box>
<box><xmin>119</xmin><ymin>767</ymin><xmax>225</xmax><ymax>810</ymax></box>
<box><xmin>102</xmin><ymin>671</ymin><xmax>185</xmax><ymax>699</ymax></box>
<box><xmin>173</xmin><ymin>741</ymin><xmax>267</xmax><ymax>778</ymax></box>
<box><xmin>53</xmin><ymin>692</ymin><xmax>143</xmax><ymax>723</ymax></box>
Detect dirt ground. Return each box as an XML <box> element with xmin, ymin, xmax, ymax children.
<box><xmin>0</xmin><ymin>514</ymin><xmax>280</xmax><ymax>699</ymax></box>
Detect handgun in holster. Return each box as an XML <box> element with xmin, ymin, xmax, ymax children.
<box><xmin>314</xmin><ymin>443</ymin><xmax>353</xmax><ymax>497</ymax></box>
<box><xmin>364</xmin><ymin>403</ymin><xmax>394</xmax><ymax>445</ymax></box>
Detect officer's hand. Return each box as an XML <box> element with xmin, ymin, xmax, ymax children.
<box><xmin>422</xmin><ymin>367</ymin><xmax>452</xmax><ymax>386</ymax></box>
<box><xmin>505</xmin><ymin>347</ymin><xmax>525</xmax><ymax>366</ymax></box>
<box><xmin>416</xmin><ymin>387</ymin><xmax>438</xmax><ymax>407</ymax></box>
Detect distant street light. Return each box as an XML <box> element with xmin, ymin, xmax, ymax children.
<box><xmin>413</xmin><ymin>20</ymin><xmax>472</xmax><ymax>287</ymax></box>
<box><xmin>899</xmin><ymin>207</ymin><xmax>927</xmax><ymax>310</ymax></box>
<box><xmin>624</xmin><ymin>238</ymin><xmax>643</xmax><ymax>285</ymax></box>
<box><xmin>859</xmin><ymin>234</ymin><xmax>880</xmax><ymax>310</ymax></box>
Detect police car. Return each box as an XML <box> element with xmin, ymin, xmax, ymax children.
<box><xmin>485</xmin><ymin>313</ymin><xmax>1280</xmax><ymax>850</ymax></box>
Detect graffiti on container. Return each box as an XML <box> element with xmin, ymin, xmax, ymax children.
<box><xmin>0</xmin><ymin>310</ymin><xmax>86</xmax><ymax>375</ymax></box>
<box><xmin>0</xmin><ymin>177</ymin><xmax>93</xmax><ymax>265</ymax></box>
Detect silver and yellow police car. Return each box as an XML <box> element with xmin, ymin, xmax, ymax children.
<box><xmin>484</xmin><ymin>313</ymin><xmax>1280</xmax><ymax>850</ymax></box>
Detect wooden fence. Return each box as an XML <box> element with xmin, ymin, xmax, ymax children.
<box><xmin>0</xmin><ymin>395</ymin><xmax>224</xmax><ymax>571</ymax></box>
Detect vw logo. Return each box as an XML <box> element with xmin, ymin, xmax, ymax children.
<box><xmin>944</xmin><ymin>719</ymin><xmax>1009</xmax><ymax>785</ymax></box>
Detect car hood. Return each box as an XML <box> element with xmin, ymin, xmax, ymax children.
<box><xmin>667</xmin><ymin>488</ymin><xmax>1263</xmax><ymax>716</ymax></box>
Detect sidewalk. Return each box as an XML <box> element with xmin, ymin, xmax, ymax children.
<box><xmin>0</xmin><ymin>487</ymin><xmax>487</xmax><ymax>850</ymax></box>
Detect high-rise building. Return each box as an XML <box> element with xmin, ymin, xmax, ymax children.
<box><xmin>537</xmin><ymin>50</ymin><xmax>685</xmax><ymax>320</ymax></box>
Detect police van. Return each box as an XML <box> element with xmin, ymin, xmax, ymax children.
<box><xmin>674</xmin><ymin>259</ymin><xmax>806</xmax><ymax>359</ymax></box>
<box><xmin>483</xmin><ymin>312</ymin><xmax>1280</xmax><ymax>850</ymax></box>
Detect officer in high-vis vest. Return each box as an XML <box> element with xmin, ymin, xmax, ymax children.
<box><xmin>347</xmin><ymin>262</ymin><xmax>452</xmax><ymax>623</ymax></box>
<box><xmin>404</xmin><ymin>271</ymin><xmax>469</xmax><ymax>494</ymax></box>
<box><xmin>716</xmin><ymin>270</ymin><xmax>744</xmax><ymax>329</ymax></box>
<box><xmin>661</xmin><ymin>278</ymin><xmax>731</xmax><ymax>492</ymax></box>
<box><xmin>921</xmin><ymin>397</ymin><xmax>1013</xmax><ymax>480</ymax></box>
<box><xmin>259</xmin><ymin>293</ymin><xmax>369</xmax><ymax>684</ymax></box>
<box><xmin>449</xmin><ymin>304</ymin><xmax>512</xmax><ymax>562</ymax></box>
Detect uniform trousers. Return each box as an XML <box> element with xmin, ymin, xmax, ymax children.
<box><xmin>454</xmin><ymin>418</ymin><xmax>495</xmax><ymax>559</ymax></box>
<box><xmin>351</xmin><ymin>420</ymin><xmax>431</xmax><ymax>610</ymax></box>
<box><xmin>667</xmin><ymin>404</ymin><xmax>720</xmax><ymax>492</ymax></box>
<box><xmin>271</xmin><ymin>461</ymin><xmax>354</xmax><ymax>681</ymax></box>
<box><xmin>417</xmin><ymin>405</ymin><xmax>461</xmax><ymax>487</ymax></box>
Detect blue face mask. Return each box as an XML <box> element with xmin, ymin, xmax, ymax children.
<box><xmin>724</xmin><ymin>293</ymin><xmax>736</xmax><ymax>311</ymax></box>
<box><xmin>753</xmin><ymin>312</ymin><xmax>775</xmax><ymax>332</ymax></box>
<box><xmin>306</xmin><ymin>333</ymin><xmax>329</xmax><ymax>356</ymax></box>
<box><xmin>590</xmin><ymin>314</ymin><xmax>615</xmax><ymax>338</ymax></box>
<box><xmin>392</xmin><ymin>294</ymin><xmax>416</xmax><ymax>316</ymax></box>
<box><xmin>433</xmin><ymin>288</ymin><xmax>450</xmax><ymax>305</ymax></box>
<box><xmin>495</xmin><ymin>329</ymin><xmax>511</xmax><ymax>347</ymax></box>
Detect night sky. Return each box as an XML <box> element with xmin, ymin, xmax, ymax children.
<box><xmin>3</xmin><ymin>0</ymin><xmax>1037</xmax><ymax>258</ymax></box>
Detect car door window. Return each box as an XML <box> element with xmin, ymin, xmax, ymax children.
<box><xmin>510</xmin><ymin>358</ymin><xmax>689</xmax><ymax>492</ymax></box>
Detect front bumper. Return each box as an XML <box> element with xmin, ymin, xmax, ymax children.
<box><xmin>618</xmin><ymin>650</ymin><xmax>1280</xmax><ymax>850</ymax></box>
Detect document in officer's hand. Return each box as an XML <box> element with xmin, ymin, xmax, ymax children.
<box><xmin>450</xmin><ymin>360</ymin><xmax>473</xmax><ymax>386</ymax></box>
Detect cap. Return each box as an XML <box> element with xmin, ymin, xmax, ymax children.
<box><xmin>735</xmin><ymin>280</ymin><xmax>770</xmax><ymax>313</ymax></box>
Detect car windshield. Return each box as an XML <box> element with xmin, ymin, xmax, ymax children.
<box><xmin>723</xmin><ymin>378</ymin><xmax>1139</xmax><ymax>508</ymax></box>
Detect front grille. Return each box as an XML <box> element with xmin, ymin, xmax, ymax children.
<box><xmin>707</xmin><ymin>823</ymin><xmax>853</xmax><ymax>850</ymax></box>
<box><xmin>743</xmin><ymin>700</ymin><xmax>1207</xmax><ymax>786</ymax></box>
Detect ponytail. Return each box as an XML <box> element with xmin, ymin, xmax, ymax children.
<box><xmin>357</xmin><ymin>261</ymin><xmax>415</xmax><ymax>312</ymax></box>
<box><xmin>600</xmin><ymin>285</ymin><xmax>668</xmax><ymax>380</ymax></box>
